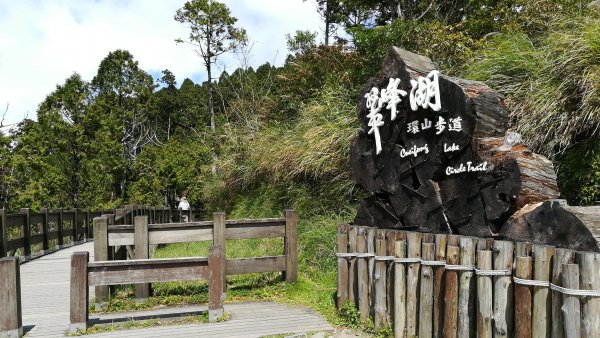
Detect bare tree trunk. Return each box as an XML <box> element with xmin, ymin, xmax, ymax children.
<box><xmin>207</xmin><ymin>60</ymin><xmax>217</xmax><ymax>175</ymax></box>
<box><xmin>325</xmin><ymin>1</ymin><xmax>330</xmax><ymax>46</ymax></box>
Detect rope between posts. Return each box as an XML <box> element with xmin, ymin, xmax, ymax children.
<box><xmin>475</xmin><ymin>269</ymin><xmax>512</xmax><ymax>276</ymax></box>
<box><xmin>550</xmin><ymin>284</ymin><xmax>600</xmax><ymax>297</ymax></box>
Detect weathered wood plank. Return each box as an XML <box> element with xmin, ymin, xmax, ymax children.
<box><xmin>419</xmin><ymin>242</ymin><xmax>435</xmax><ymax>338</ymax></box>
<box><xmin>88</xmin><ymin>259</ymin><xmax>209</xmax><ymax>285</ymax></box>
<box><xmin>357</xmin><ymin>232</ymin><xmax>369</xmax><ymax>323</ymax></box>
<box><xmin>433</xmin><ymin>233</ymin><xmax>446</xmax><ymax>338</ymax></box>
<box><xmin>374</xmin><ymin>235</ymin><xmax>387</xmax><ymax>329</ymax></box>
<box><xmin>532</xmin><ymin>245</ymin><xmax>554</xmax><ymax>338</ymax></box>
<box><xmin>208</xmin><ymin>245</ymin><xmax>225</xmax><ymax>322</ymax></box>
<box><xmin>93</xmin><ymin>217</ymin><xmax>109</xmax><ymax>304</ymax></box>
<box><xmin>578</xmin><ymin>251</ymin><xmax>600</xmax><ymax>337</ymax></box>
<box><xmin>348</xmin><ymin>226</ymin><xmax>357</xmax><ymax>307</ymax></box>
<box><xmin>562</xmin><ymin>263</ymin><xmax>581</xmax><ymax>338</ymax></box>
<box><xmin>394</xmin><ymin>240</ymin><xmax>407</xmax><ymax>338</ymax></box>
<box><xmin>406</xmin><ymin>231</ymin><xmax>422</xmax><ymax>337</ymax></box>
<box><xmin>284</xmin><ymin>209</ymin><xmax>298</xmax><ymax>283</ymax></box>
<box><xmin>69</xmin><ymin>252</ymin><xmax>88</xmax><ymax>332</ymax></box>
<box><xmin>515</xmin><ymin>256</ymin><xmax>532</xmax><ymax>338</ymax></box>
<box><xmin>492</xmin><ymin>240</ymin><xmax>514</xmax><ymax>338</ymax></box>
<box><xmin>337</xmin><ymin>224</ymin><xmax>349</xmax><ymax>308</ymax></box>
<box><xmin>225</xmin><ymin>256</ymin><xmax>286</xmax><ymax>275</ymax></box>
<box><xmin>476</xmin><ymin>250</ymin><xmax>492</xmax><ymax>338</ymax></box>
<box><xmin>443</xmin><ymin>245</ymin><xmax>460</xmax><ymax>338</ymax></box>
<box><xmin>134</xmin><ymin>216</ymin><xmax>150</xmax><ymax>302</ymax></box>
<box><xmin>0</xmin><ymin>256</ymin><xmax>22</xmax><ymax>337</ymax></box>
<box><xmin>458</xmin><ymin>237</ymin><xmax>476</xmax><ymax>338</ymax></box>
<box><xmin>551</xmin><ymin>248</ymin><xmax>575</xmax><ymax>338</ymax></box>
<box><xmin>226</xmin><ymin>225</ymin><xmax>285</xmax><ymax>240</ymax></box>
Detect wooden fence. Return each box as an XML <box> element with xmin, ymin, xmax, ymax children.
<box><xmin>93</xmin><ymin>209</ymin><xmax>298</xmax><ymax>303</ymax></box>
<box><xmin>0</xmin><ymin>205</ymin><xmax>202</xmax><ymax>261</ymax></box>
<box><xmin>69</xmin><ymin>246</ymin><xmax>225</xmax><ymax>332</ymax></box>
<box><xmin>336</xmin><ymin>224</ymin><xmax>600</xmax><ymax>338</ymax></box>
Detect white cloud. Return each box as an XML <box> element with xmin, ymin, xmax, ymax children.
<box><xmin>0</xmin><ymin>0</ymin><xmax>322</xmax><ymax>128</ymax></box>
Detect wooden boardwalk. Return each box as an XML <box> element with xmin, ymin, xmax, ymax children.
<box><xmin>20</xmin><ymin>242</ymin><xmax>333</xmax><ymax>337</ymax></box>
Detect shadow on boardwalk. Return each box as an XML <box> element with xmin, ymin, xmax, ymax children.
<box><xmin>20</xmin><ymin>242</ymin><xmax>332</xmax><ymax>338</ymax></box>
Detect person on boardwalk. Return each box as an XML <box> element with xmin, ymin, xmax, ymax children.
<box><xmin>179</xmin><ymin>196</ymin><xmax>190</xmax><ymax>222</ymax></box>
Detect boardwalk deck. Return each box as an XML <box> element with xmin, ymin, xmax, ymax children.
<box><xmin>19</xmin><ymin>242</ymin><xmax>332</xmax><ymax>337</ymax></box>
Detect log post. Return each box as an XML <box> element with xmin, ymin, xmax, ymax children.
<box><xmin>73</xmin><ymin>208</ymin><xmax>79</xmax><ymax>243</ymax></box>
<box><xmin>551</xmin><ymin>248</ymin><xmax>576</xmax><ymax>338</ymax></box>
<box><xmin>406</xmin><ymin>231</ymin><xmax>422</xmax><ymax>337</ymax></box>
<box><xmin>458</xmin><ymin>237</ymin><xmax>476</xmax><ymax>338</ymax></box>
<box><xmin>357</xmin><ymin>231</ymin><xmax>369</xmax><ymax>322</ymax></box>
<box><xmin>208</xmin><ymin>245</ymin><xmax>225</xmax><ymax>322</ymax></box>
<box><xmin>0</xmin><ymin>257</ymin><xmax>22</xmax><ymax>338</ymax></box>
<box><xmin>93</xmin><ymin>217</ymin><xmax>109</xmax><ymax>307</ymax></box>
<box><xmin>69</xmin><ymin>252</ymin><xmax>88</xmax><ymax>332</ymax></box>
<box><xmin>419</xmin><ymin>242</ymin><xmax>435</xmax><ymax>338</ymax></box>
<box><xmin>578</xmin><ymin>251</ymin><xmax>600</xmax><ymax>337</ymax></box>
<box><xmin>347</xmin><ymin>226</ymin><xmax>357</xmax><ymax>307</ymax></box>
<box><xmin>532</xmin><ymin>245</ymin><xmax>554</xmax><ymax>338</ymax></box>
<box><xmin>443</xmin><ymin>245</ymin><xmax>460</xmax><ymax>338</ymax></box>
<box><xmin>476</xmin><ymin>250</ymin><xmax>493</xmax><ymax>338</ymax></box>
<box><xmin>515</xmin><ymin>256</ymin><xmax>533</xmax><ymax>338</ymax></box>
<box><xmin>20</xmin><ymin>209</ymin><xmax>31</xmax><ymax>258</ymax></box>
<box><xmin>433</xmin><ymin>234</ymin><xmax>447</xmax><ymax>338</ymax></box>
<box><xmin>366</xmin><ymin>227</ymin><xmax>375</xmax><ymax>316</ymax></box>
<box><xmin>394</xmin><ymin>240</ymin><xmax>407</xmax><ymax>338</ymax></box>
<box><xmin>374</xmin><ymin>232</ymin><xmax>388</xmax><ymax>329</ymax></box>
<box><xmin>336</xmin><ymin>224</ymin><xmax>349</xmax><ymax>308</ymax></box>
<box><xmin>0</xmin><ymin>209</ymin><xmax>6</xmax><ymax>258</ymax></box>
<box><xmin>284</xmin><ymin>209</ymin><xmax>298</xmax><ymax>283</ymax></box>
<box><xmin>493</xmin><ymin>240</ymin><xmax>514</xmax><ymax>338</ymax></box>
<box><xmin>134</xmin><ymin>216</ymin><xmax>150</xmax><ymax>302</ymax></box>
<box><xmin>561</xmin><ymin>263</ymin><xmax>581</xmax><ymax>338</ymax></box>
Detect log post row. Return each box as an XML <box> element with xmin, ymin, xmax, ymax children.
<box><xmin>336</xmin><ymin>224</ymin><xmax>349</xmax><ymax>308</ymax></box>
<box><xmin>0</xmin><ymin>256</ymin><xmax>22</xmax><ymax>338</ymax></box>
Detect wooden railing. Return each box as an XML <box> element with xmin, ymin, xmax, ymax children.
<box><xmin>336</xmin><ymin>224</ymin><xmax>600</xmax><ymax>338</ymax></box>
<box><xmin>70</xmin><ymin>246</ymin><xmax>225</xmax><ymax>332</ymax></box>
<box><xmin>93</xmin><ymin>210</ymin><xmax>298</xmax><ymax>303</ymax></box>
<box><xmin>0</xmin><ymin>205</ymin><xmax>202</xmax><ymax>260</ymax></box>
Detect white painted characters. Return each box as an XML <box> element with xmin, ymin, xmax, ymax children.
<box><xmin>445</xmin><ymin>161</ymin><xmax>488</xmax><ymax>175</ymax></box>
<box><xmin>364</xmin><ymin>78</ymin><xmax>408</xmax><ymax>154</ymax></box>
<box><xmin>410</xmin><ymin>70</ymin><xmax>442</xmax><ymax>112</ymax></box>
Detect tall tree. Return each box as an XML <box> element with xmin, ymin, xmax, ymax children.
<box><xmin>174</xmin><ymin>0</ymin><xmax>247</xmax><ymax>172</ymax></box>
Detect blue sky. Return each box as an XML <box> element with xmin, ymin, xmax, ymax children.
<box><xmin>0</xmin><ymin>0</ymin><xmax>323</xmax><ymax>130</ymax></box>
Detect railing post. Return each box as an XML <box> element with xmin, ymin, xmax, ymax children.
<box><xmin>40</xmin><ymin>208</ymin><xmax>49</xmax><ymax>253</ymax></box>
<box><xmin>69</xmin><ymin>251</ymin><xmax>89</xmax><ymax>332</ymax></box>
<box><xmin>0</xmin><ymin>256</ymin><xmax>22</xmax><ymax>338</ymax></box>
<box><xmin>134</xmin><ymin>216</ymin><xmax>150</xmax><ymax>302</ymax></box>
<box><xmin>56</xmin><ymin>208</ymin><xmax>64</xmax><ymax>248</ymax></box>
<box><xmin>73</xmin><ymin>209</ymin><xmax>79</xmax><ymax>243</ymax></box>
<box><xmin>20</xmin><ymin>208</ymin><xmax>31</xmax><ymax>258</ymax></box>
<box><xmin>93</xmin><ymin>217</ymin><xmax>109</xmax><ymax>307</ymax></box>
<box><xmin>284</xmin><ymin>209</ymin><xmax>298</xmax><ymax>283</ymax></box>
<box><xmin>85</xmin><ymin>209</ymin><xmax>92</xmax><ymax>241</ymax></box>
<box><xmin>208</xmin><ymin>245</ymin><xmax>225</xmax><ymax>322</ymax></box>
<box><xmin>0</xmin><ymin>209</ymin><xmax>7</xmax><ymax>258</ymax></box>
